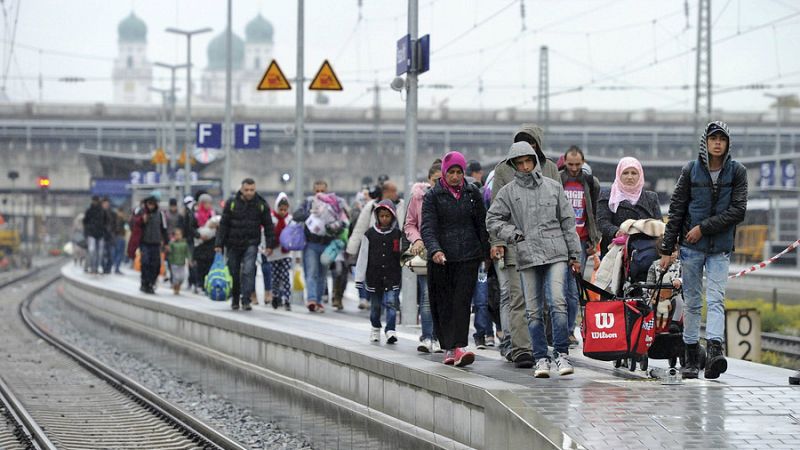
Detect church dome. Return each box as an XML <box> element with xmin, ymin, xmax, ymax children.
<box><xmin>118</xmin><ymin>12</ymin><xmax>147</xmax><ymax>43</ymax></box>
<box><xmin>207</xmin><ymin>29</ymin><xmax>244</xmax><ymax>70</ymax></box>
<box><xmin>245</xmin><ymin>13</ymin><xmax>273</xmax><ymax>43</ymax></box>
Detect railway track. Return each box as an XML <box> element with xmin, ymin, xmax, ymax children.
<box><xmin>0</xmin><ymin>264</ymin><xmax>247</xmax><ymax>450</ymax></box>
<box><xmin>762</xmin><ymin>332</ymin><xmax>800</xmax><ymax>359</ymax></box>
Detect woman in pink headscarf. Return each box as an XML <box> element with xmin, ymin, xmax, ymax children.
<box><xmin>596</xmin><ymin>157</ymin><xmax>661</xmax><ymax>257</ymax></box>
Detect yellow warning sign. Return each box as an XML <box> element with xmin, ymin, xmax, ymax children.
<box><xmin>151</xmin><ymin>147</ymin><xmax>168</xmax><ymax>165</ymax></box>
<box><xmin>309</xmin><ymin>60</ymin><xmax>343</xmax><ymax>91</ymax></box>
<box><xmin>258</xmin><ymin>60</ymin><xmax>292</xmax><ymax>90</ymax></box>
<box><xmin>178</xmin><ymin>147</ymin><xmax>196</xmax><ymax>166</ymax></box>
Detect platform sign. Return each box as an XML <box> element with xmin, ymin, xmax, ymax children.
<box><xmin>759</xmin><ymin>162</ymin><xmax>775</xmax><ymax>188</ymax></box>
<box><xmin>725</xmin><ymin>308</ymin><xmax>761</xmax><ymax>362</ymax></box>
<box><xmin>309</xmin><ymin>60</ymin><xmax>343</xmax><ymax>91</ymax></box>
<box><xmin>258</xmin><ymin>60</ymin><xmax>291</xmax><ymax>90</ymax></box>
<box><xmin>418</xmin><ymin>34</ymin><xmax>430</xmax><ymax>74</ymax></box>
<box><xmin>396</xmin><ymin>34</ymin><xmax>411</xmax><ymax>76</ymax></box>
<box><xmin>234</xmin><ymin>124</ymin><xmax>260</xmax><ymax>149</ymax></box>
<box><xmin>782</xmin><ymin>162</ymin><xmax>796</xmax><ymax>188</ymax></box>
<box><xmin>196</xmin><ymin>123</ymin><xmax>222</xmax><ymax>149</ymax></box>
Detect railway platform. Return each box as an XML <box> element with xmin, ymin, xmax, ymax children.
<box><xmin>60</xmin><ymin>264</ymin><xmax>800</xmax><ymax>449</ymax></box>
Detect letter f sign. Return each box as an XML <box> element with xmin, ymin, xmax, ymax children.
<box><xmin>595</xmin><ymin>312</ymin><xmax>615</xmax><ymax>329</ymax></box>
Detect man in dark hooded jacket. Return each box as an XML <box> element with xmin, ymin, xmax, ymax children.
<box><xmin>659</xmin><ymin>121</ymin><xmax>747</xmax><ymax>380</ymax></box>
<box><xmin>215</xmin><ymin>178</ymin><xmax>275</xmax><ymax>311</ymax></box>
<box><xmin>83</xmin><ymin>195</ymin><xmax>108</xmax><ymax>274</ymax></box>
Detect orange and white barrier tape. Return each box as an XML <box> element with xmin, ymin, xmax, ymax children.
<box><xmin>728</xmin><ymin>239</ymin><xmax>800</xmax><ymax>279</ymax></box>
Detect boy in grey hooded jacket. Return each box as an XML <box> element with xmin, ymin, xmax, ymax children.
<box><xmin>487</xmin><ymin>141</ymin><xmax>582</xmax><ymax>378</ymax></box>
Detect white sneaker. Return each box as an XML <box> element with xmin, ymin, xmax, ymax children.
<box><xmin>417</xmin><ymin>338</ymin><xmax>432</xmax><ymax>353</ymax></box>
<box><xmin>370</xmin><ymin>328</ymin><xmax>380</xmax><ymax>342</ymax></box>
<box><xmin>386</xmin><ymin>330</ymin><xmax>397</xmax><ymax>344</ymax></box>
<box><xmin>554</xmin><ymin>352</ymin><xmax>574</xmax><ymax>376</ymax></box>
<box><xmin>431</xmin><ymin>340</ymin><xmax>443</xmax><ymax>353</ymax></box>
<box><xmin>534</xmin><ymin>358</ymin><xmax>551</xmax><ymax>378</ymax></box>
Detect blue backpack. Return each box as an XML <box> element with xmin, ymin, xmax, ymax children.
<box><xmin>205</xmin><ymin>253</ymin><xmax>233</xmax><ymax>301</ymax></box>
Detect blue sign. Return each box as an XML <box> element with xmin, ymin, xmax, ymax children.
<box><xmin>92</xmin><ymin>179</ymin><xmax>131</xmax><ymax>197</ymax></box>
<box><xmin>234</xmin><ymin>123</ymin><xmax>260</xmax><ymax>149</ymax></box>
<box><xmin>396</xmin><ymin>34</ymin><xmax>411</xmax><ymax>76</ymax></box>
<box><xmin>783</xmin><ymin>162</ymin><xmax>796</xmax><ymax>188</ymax></box>
<box><xmin>759</xmin><ymin>162</ymin><xmax>775</xmax><ymax>189</ymax></box>
<box><xmin>196</xmin><ymin>123</ymin><xmax>222</xmax><ymax>149</ymax></box>
<box><xmin>418</xmin><ymin>34</ymin><xmax>430</xmax><ymax>74</ymax></box>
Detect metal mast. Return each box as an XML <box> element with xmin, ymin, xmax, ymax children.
<box><xmin>694</xmin><ymin>0</ymin><xmax>712</xmax><ymax>139</ymax></box>
<box><xmin>537</xmin><ymin>46</ymin><xmax>549</xmax><ymax>131</ymax></box>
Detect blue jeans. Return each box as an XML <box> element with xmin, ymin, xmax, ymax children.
<box><xmin>520</xmin><ymin>262</ymin><xmax>569</xmax><ymax>359</ymax></box>
<box><xmin>226</xmin><ymin>245</ymin><xmax>258</xmax><ymax>306</ymax></box>
<box><xmin>680</xmin><ymin>246</ymin><xmax>730</xmax><ymax>344</ymax></box>
<box><xmin>417</xmin><ymin>275</ymin><xmax>434</xmax><ymax>340</ymax></box>
<box><xmin>112</xmin><ymin>236</ymin><xmax>126</xmax><ymax>272</ymax></box>
<box><xmin>563</xmin><ymin>240</ymin><xmax>589</xmax><ymax>333</ymax></box>
<box><xmin>472</xmin><ymin>277</ymin><xmax>492</xmax><ymax>341</ymax></box>
<box><xmin>370</xmin><ymin>290</ymin><xmax>398</xmax><ymax>331</ymax></box>
<box><xmin>303</xmin><ymin>241</ymin><xmax>329</xmax><ymax>304</ymax></box>
<box><xmin>87</xmin><ymin>236</ymin><xmax>105</xmax><ymax>273</ymax></box>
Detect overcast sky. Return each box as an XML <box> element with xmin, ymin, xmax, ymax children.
<box><xmin>3</xmin><ymin>0</ymin><xmax>800</xmax><ymax>112</ymax></box>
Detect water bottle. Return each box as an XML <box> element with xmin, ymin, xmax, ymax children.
<box><xmin>478</xmin><ymin>262</ymin><xmax>488</xmax><ymax>283</ymax></box>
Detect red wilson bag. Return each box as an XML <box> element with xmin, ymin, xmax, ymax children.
<box><xmin>582</xmin><ymin>299</ymin><xmax>655</xmax><ymax>361</ymax></box>
<box><xmin>577</xmin><ymin>275</ymin><xmax>656</xmax><ymax>361</ymax></box>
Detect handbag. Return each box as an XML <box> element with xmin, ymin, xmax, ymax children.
<box><xmin>401</xmin><ymin>247</ymin><xmax>428</xmax><ymax>275</ymax></box>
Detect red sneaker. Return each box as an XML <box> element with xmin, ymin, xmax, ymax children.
<box><xmin>443</xmin><ymin>350</ymin><xmax>455</xmax><ymax>365</ymax></box>
<box><xmin>454</xmin><ymin>348</ymin><xmax>475</xmax><ymax>367</ymax></box>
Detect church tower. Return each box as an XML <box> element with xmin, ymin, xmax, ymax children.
<box><xmin>112</xmin><ymin>12</ymin><xmax>152</xmax><ymax>104</ymax></box>
<box><xmin>242</xmin><ymin>13</ymin><xmax>275</xmax><ymax>105</ymax></box>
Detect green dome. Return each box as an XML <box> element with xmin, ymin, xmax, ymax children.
<box><xmin>246</xmin><ymin>13</ymin><xmax>273</xmax><ymax>43</ymax></box>
<box><xmin>207</xmin><ymin>28</ymin><xmax>244</xmax><ymax>70</ymax></box>
<box><xmin>118</xmin><ymin>12</ymin><xmax>147</xmax><ymax>43</ymax></box>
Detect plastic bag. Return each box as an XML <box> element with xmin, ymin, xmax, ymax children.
<box><xmin>280</xmin><ymin>222</ymin><xmax>307</xmax><ymax>251</ymax></box>
<box><xmin>204</xmin><ymin>253</ymin><xmax>232</xmax><ymax>301</ymax></box>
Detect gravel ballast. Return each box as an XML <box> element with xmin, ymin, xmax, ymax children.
<box><xmin>32</xmin><ymin>291</ymin><xmax>314</xmax><ymax>450</ymax></box>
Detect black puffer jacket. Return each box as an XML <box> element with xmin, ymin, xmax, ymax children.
<box><xmin>421</xmin><ymin>181</ymin><xmax>489</xmax><ymax>263</ymax></box>
<box><xmin>83</xmin><ymin>204</ymin><xmax>108</xmax><ymax>239</ymax></box>
<box><xmin>215</xmin><ymin>192</ymin><xmax>275</xmax><ymax>249</ymax></box>
<box><xmin>596</xmin><ymin>188</ymin><xmax>661</xmax><ymax>256</ymax></box>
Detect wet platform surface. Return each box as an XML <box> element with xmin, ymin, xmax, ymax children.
<box><xmin>65</xmin><ymin>264</ymin><xmax>800</xmax><ymax>449</ymax></box>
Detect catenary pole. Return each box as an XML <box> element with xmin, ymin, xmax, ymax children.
<box><xmin>294</xmin><ymin>0</ymin><xmax>305</xmax><ymax>204</ymax></box>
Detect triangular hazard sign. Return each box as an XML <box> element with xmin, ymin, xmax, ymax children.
<box><xmin>309</xmin><ymin>60</ymin><xmax>343</xmax><ymax>91</ymax></box>
<box><xmin>258</xmin><ymin>60</ymin><xmax>291</xmax><ymax>90</ymax></box>
<box><xmin>151</xmin><ymin>147</ymin><xmax>168</xmax><ymax>165</ymax></box>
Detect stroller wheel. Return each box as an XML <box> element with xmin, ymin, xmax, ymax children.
<box><xmin>668</xmin><ymin>356</ymin><xmax>678</xmax><ymax>368</ymax></box>
<box><xmin>640</xmin><ymin>357</ymin><xmax>648</xmax><ymax>371</ymax></box>
<box><xmin>614</xmin><ymin>359</ymin><xmax>623</xmax><ymax>368</ymax></box>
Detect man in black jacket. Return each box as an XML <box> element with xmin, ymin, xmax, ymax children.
<box><xmin>659</xmin><ymin>121</ymin><xmax>748</xmax><ymax>380</ymax></box>
<box><xmin>215</xmin><ymin>178</ymin><xmax>275</xmax><ymax>311</ymax></box>
<box><xmin>83</xmin><ymin>195</ymin><xmax>108</xmax><ymax>274</ymax></box>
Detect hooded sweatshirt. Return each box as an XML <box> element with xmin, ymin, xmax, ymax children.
<box><xmin>660</xmin><ymin>121</ymin><xmax>748</xmax><ymax>255</ymax></box>
<box><xmin>354</xmin><ymin>200</ymin><xmax>402</xmax><ymax>293</ymax></box>
<box><xmin>486</xmin><ymin>141</ymin><xmax>581</xmax><ymax>269</ymax></box>
<box><xmin>488</xmin><ymin>124</ymin><xmax>560</xmax><ymax>264</ymax></box>
<box><xmin>267</xmin><ymin>192</ymin><xmax>292</xmax><ymax>261</ymax></box>
<box><xmin>403</xmin><ymin>182</ymin><xmax>432</xmax><ymax>245</ymax></box>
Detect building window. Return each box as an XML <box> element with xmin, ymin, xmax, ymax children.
<box><xmin>127</xmin><ymin>56</ymin><xmax>133</xmax><ymax>69</ymax></box>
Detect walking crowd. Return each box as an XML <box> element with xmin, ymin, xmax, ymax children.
<box><xmin>73</xmin><ymin>120</ymin><xmax>747</xmax><ymax>381</ymax></box>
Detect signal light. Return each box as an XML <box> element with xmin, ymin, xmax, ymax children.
<box><xmin>38</xmin><ymin>176</ymin><xmax>50</xmax><ymax>189</ymax></box>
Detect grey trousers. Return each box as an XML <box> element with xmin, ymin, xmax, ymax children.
<box><xmin>496</xmin><ymin>261</ymin><xmax>532</xmax><ymax>359</ymax></box>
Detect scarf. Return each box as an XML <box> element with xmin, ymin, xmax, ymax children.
<box><xmin>440</xmin><ymin>177</ymin><xmax>464</xmax><ymax>200</ymax></box>
<box><xmin>608</xmin><ymin>157</ymin><xmax>644</xmax><ymax>213</ymax></box>
<box><xmin>195</xmin><ymin>204</ymin><xmax>213</xmax><ymax>227</ymax></box>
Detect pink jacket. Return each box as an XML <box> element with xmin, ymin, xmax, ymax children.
<box><xmin>403</xmin><ymin>182</ymin><xmax>430</xmax><ymax>244</ymax></box>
